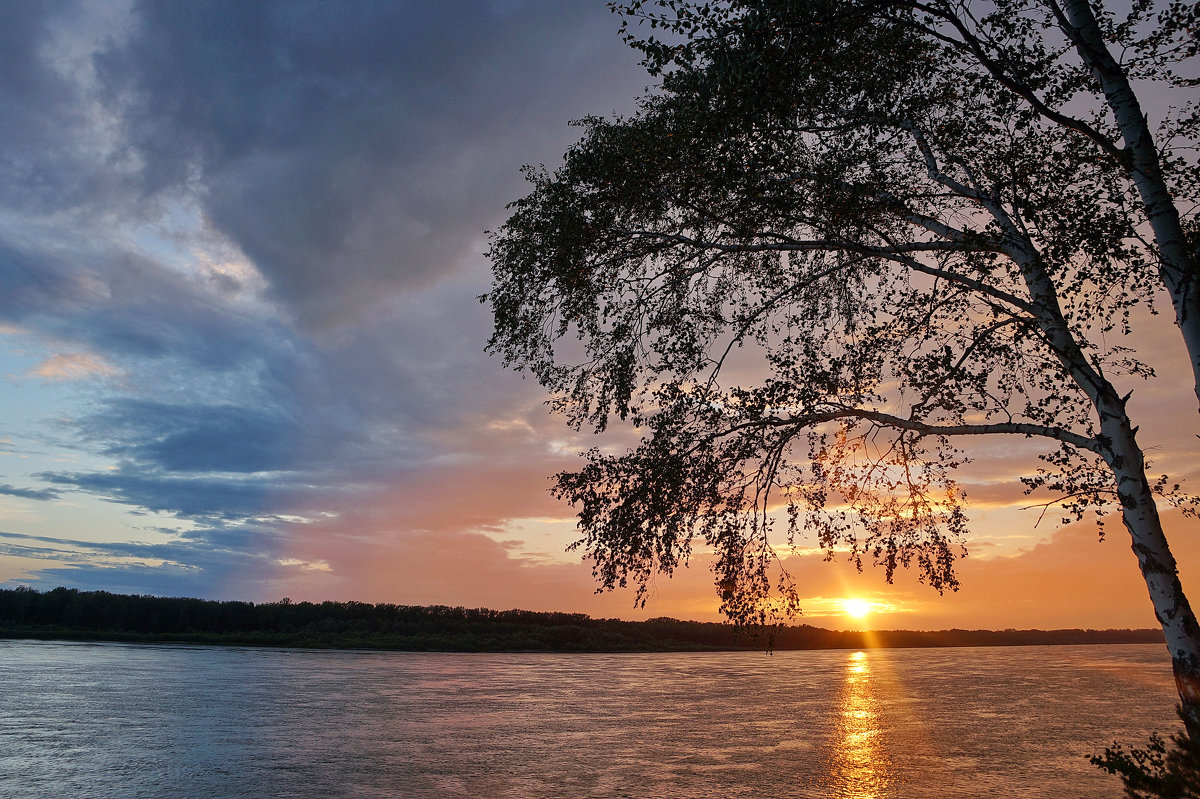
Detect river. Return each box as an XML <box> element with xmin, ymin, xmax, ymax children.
<box><xmin>0</xmin><ymin>640</ymin><xmax>1179</xmax><ymax>797</ymax></box>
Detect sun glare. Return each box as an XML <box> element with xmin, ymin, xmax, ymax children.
<box><xmin>842</xmin><ymin>598</ymin><xmax>872</xmax><ymax>619</ymax></box>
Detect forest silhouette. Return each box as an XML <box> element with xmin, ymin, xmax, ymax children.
<box><xmin>0</xmin><ymin>586</ymin><xmax>1161</xmax><ymax>652</ymax></box>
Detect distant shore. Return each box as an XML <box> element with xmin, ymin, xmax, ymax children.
<box><xmin>0</xmin><ymin>586</ymin><xmax>1164</xmax><ymax>652</ymax></box>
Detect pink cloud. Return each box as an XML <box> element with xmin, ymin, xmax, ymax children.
<box><xmin>27</xmin><ymin>352</ymin><xmax>116</xmax><ymax>382</ymax></box>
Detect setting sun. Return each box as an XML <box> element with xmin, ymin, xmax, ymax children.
<box><xmin>842</xmin><ymin>598</ymin><xmax>872</xmax><ymax>619</ymax></box>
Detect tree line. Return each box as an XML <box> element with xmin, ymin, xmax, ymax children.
<box><xmin>0</xmin><ymin>587</ymin><xmax>1161</xmax><ymax>652</ymax></box>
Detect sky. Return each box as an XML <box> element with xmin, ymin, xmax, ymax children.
<box><xmin>0</xmin><ymin>0</ymin><xmax>1197</xmax><ymax>632</ymax></box>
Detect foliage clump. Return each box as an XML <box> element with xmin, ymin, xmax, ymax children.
<box><xmin>487</xmin><ymin>0</ymin><xmax>1200</xmax><ymax>628</ymax></box>
<box><xmin>1094</xmin><ymin>708</ymin><xmax>1200</xmax><ymax>799</ymax></box>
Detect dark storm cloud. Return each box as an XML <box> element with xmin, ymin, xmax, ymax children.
<box><xmin>14</xmin><ymin>280</ymin><xmax>543</xmax><ymax>523</ymax></box>
<box><xmin>37</xmin><ymin>469</ymin><xmax>280</xmax><ymax>520</ymax></box>
<box><xmin>95</xmin><ymin>0</ymin><xmax>644</xmax><ymax>326</ymax></box>
<box><xmin>74</xmin><ymin>399</ymin><xmax>304</xmax><ymax>473</ymax></box>
<box><xmin>0</xmin><ymin>0</ymin><xmax>126</xmax><ymax>214</ymax></box>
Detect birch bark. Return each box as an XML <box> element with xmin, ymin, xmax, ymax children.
<box><xmin>996</xmin><ymin>160</ymin><xmax>1200</xmax><ymax>735</ymax></box>
<box><xmin>1056</xmin><ymin>0</ymin><xmax>1200</xmax><ymax>411</ymax></box>
<box><xmin>1101</xmin><ymin>396</ymin><xmax>1200</xmax><ymax>737</ymax></box>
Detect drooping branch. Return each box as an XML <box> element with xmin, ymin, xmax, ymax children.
<box><xmin>613</xmin><ymin>227</ymin><xmax>1038</xmax><ymax>314</ymax></box>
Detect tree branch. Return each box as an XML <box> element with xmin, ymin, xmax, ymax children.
<box><xmin>899</xmin><ymin>0</ymin><xmax>1129</xmax><ymax>166</ymax></box>
<box><xmin>712</xmin><ymin>406</ymin><xmax>1100</xmax><ymax>453</ymax></box>
<box><xmin>613</xmin><ymin>227</ymin><xmax>1037</xmax><ymax>314</ymax></box>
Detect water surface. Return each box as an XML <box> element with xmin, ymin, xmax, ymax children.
<box><xmin>0</xmin><ymin>641</ymin><xmax>1178</xmax><ymax>798</ymax></box>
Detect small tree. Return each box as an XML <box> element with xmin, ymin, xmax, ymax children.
<box><xmin>486</xmin><ymin>0</ymin><xmax>1200</xmax><ymax>736</ymax></box>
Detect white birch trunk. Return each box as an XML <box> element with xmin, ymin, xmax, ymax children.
<box><xmin>1004</xmin><ymin>198</ymin><xmax>1200</xmax><ymax>735</ymax></box>
<box><xmin>1060</xmin><ymin>0</ymin><xmax>1200</xmax><ymax>412</ymax></box>
<box><xmin>1100</xmin><ymin>396</ymin><xmax>1200</xmax><ymax>736</ymax></box>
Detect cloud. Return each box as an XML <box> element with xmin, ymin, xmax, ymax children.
<box><xmin>37</xmin><ymin>469</ymin><xmax>279</xmax><ymax>521</ymax></box>
<box><xmin>0</xmin><ymin>523</ymin><xmax>300</xmax><ymax>599</ymax></box>
<box><xmin>0</xmin><ymin>484</ymin><xmax>60</xmax><ymax>502</ymax></box>
<box><xmin>0</xmin><ymin>0</ymin><xmax>641</xmax><ymax>534</ymax></box>
<box><xmin>0</xmin><ymin>1</ymin><xmax>131</xmax><ymax>216</ymax></box>
<box><xmin>73</xmin><ymin>399</ymin><xmax>305</xmax><ymax>474</ymax></box>
<box><xmin>0</xmin><ymin>238</ymin><xmax>285</xmax><ymax>375</ymax></box>
<box><xmin>27</xmin><ymin>352</ymin><xmax>117</xmax><ymax>382</ymax></box>
<box><xmin>753</xmin><ymin>508</ymin><xmax>1200</xmax><ymax>631</ymax></box>
<box><xmin>92</xmin><ymin>0</ymin><xmax>645</xmax><ymax>327</ymax></box>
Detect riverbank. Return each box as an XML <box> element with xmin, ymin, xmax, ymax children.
<box><xmin>0</xmin><ymin>586</ymin><xmax>1163</xmax><ymax>652</ymax></box>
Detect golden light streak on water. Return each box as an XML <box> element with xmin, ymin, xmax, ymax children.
<box><xmin>824</xmin><ymin>650</ymin><xmax>894</xmax><ymax>798</ymax></box>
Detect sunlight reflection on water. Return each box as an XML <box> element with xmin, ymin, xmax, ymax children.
<box><xmin>824</xmin><ymin>651</ymin><xmax>893</xmax><ymax>798</ymax></box>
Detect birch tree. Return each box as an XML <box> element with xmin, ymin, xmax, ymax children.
<box><xmin>486</xmin><ymin>0</ymin><xmax>1200</xmax><ymax>733</ymax></box>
